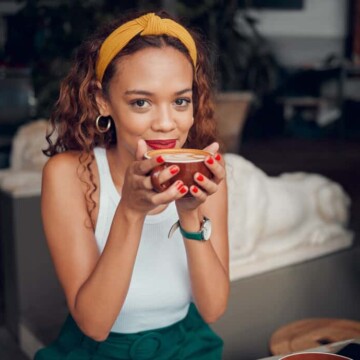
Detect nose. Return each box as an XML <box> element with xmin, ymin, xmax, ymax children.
<box><xmin>152</xmin><ymin>106</ymin><xmax>176</xmax><ymax>132</ymax></box>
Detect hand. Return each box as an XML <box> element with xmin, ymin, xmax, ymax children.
<box><xmin>120</xmin><ymin>140</ymin><xmax>188</xmax><ymax>215</ymax></box>
<box><xmin>176</xmin><ymin>142</ymin><xmax>225</xmax><ymax>212</ymax></box>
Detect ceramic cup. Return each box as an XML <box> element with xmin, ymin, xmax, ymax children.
<box><xmin>279</xmin><ymin>352</ymin><xmax>351</xmax><ymax>360</ymax></box>
<box><xmin>144</xmin><ymin>148</ymin><xmax>213</xmax><ymax>198</ymax></box>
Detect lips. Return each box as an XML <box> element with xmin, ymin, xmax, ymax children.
<box><xmin>145</xmin><ymin>139</ymin><xmax>177</xmax><ymax>150</ymax></box>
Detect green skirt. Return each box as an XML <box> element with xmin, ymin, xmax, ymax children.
<box><xmin>34</xmin><ymin>304</ymin><xmax>223</xmax><ymax>360</ymax></box>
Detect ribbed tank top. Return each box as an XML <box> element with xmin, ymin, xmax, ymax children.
<box><xmin>93</xmin><ymin>147</ymin><xmax>191</xmax><ymax>333</ymax></box>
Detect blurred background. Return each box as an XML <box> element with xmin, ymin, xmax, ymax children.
<box><xmin>0</xmin><ymin>1</ymin><xmax>359</xmax><ymax>359</ymax></box>
<box><xmin>1</xmin><ymin>0</ymin><xmax>360</xmax><ymax>156</ymax></box>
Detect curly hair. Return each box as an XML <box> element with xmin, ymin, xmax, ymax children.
<box><xmin>44</xmin><ymin>10</ymin><xmax>218</xmax><ymax>225</ymax></box>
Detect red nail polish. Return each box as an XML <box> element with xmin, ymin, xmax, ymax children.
<box><xmin>170</xmin><ymin>166</ymin><xmax>179</xmax><ymax>174</ymax></box>
<box><xmin>215</xmin><ymin>154</ymin><xmax>221</xmax><ymax>161</ymax></box>
<box><xmin>192</xmin><ymin>186</ymin><xmax>199</xmax><ymax>193</ymax></box>
<box><xmin>176</xmin><ymin>181</ymin><xmax>183</xmax><ymax>189</ymax></box>
<box><xmin>156</xmin><ymin>155</ymin><xmax>164</xmax><ymax>163</ymax></box>
<box><xmin>180</xmin><ymin>186</ymin><xmax>187</xmax><ymax>194</ymax></box>
<box><xmin>197</xmin><ymin>174</ymin><xmax>204</xmax><ymax>182</ymax></box>
<box><xmin>207</xmin><ymin>157</ymin><xmax>214</xmax><ymax>165</ymax></box>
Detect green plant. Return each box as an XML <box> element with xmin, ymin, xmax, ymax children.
<box><xmin>176</xmin><ymin>0</ymin><xmax>240</xmax><ymax>90</ymax></box>
<box><xmin>5</xmin><ymin>0</ymin><xmax>161</xmax><ymax>117</ymax></box>
<box><xmin>176</xmin><ymin>0</ymin><xmax>279</xmax><ymax>96</ymax></box>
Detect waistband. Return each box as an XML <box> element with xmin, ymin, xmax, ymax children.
<box><xmin>57</xmin><ymin>303</ymin><xmax>204</xmax><ymax>360</ymax></box>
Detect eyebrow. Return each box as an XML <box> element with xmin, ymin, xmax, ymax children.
<box><xmin>124</xmin><ymin>88</ymin><xmax>193</xmax><ymax>96</ymax></box>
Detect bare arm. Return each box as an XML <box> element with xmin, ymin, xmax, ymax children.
<box><xmin>41</xmin><ymin>153</ymin><xmax>146</xmax><ymax>341</ymax></box>
<box><xmin>176</xmin><ymin>150</ymin><xmax>229</xmax><ymax>323</ymax></box>
<box><xmin>42</xmin><ymin>145</ymin><xmax>189</xmax><ymax>341</ymax></box>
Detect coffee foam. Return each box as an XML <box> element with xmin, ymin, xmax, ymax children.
<box><xmin>145</xmin><ymin>149</ymin><xmax>211</xmax><ymax>163</ymax></box>
<box><xmin>162</xmin><ymin>152</ymin><xmax>206</xmax><ymax>163</ymax></box>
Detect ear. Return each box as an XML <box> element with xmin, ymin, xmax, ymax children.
<box><xmin>95</xmin><ymin>82</ymin><xmax>111</xmax><ymax>116</ymax></box>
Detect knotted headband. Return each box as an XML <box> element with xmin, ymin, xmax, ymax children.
<box><xmin>96</xmin><ymin>13</ymin><xmax>197</xmax><ymax>82</ymax></box>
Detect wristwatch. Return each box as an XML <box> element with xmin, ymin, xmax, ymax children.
<box><xmin>168</xmin><ymin>217</ymin><xmax>212</xmax><ymax>241</ymax></box>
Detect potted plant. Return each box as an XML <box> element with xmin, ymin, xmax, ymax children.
<box><xmin>176</xmin><ymin>0</ymin><xmax>279</xmax><ymax>152</ymax></box>
<box><xmin>4</xmin><ymin>0</ymin><xmax>161</xmax><ymax>117</ymax></box>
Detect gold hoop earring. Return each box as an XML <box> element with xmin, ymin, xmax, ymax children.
<box><xmin>95</xmin><ymin>115</ymin><xmax>111</xmax><ymax>133</ymax></box>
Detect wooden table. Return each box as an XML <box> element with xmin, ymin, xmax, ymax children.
<box><xmin>270</xmin><ymin>318</ymin><xmax>360</xmax><ymax>355</ymax></box>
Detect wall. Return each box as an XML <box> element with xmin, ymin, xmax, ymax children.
<box><xmin>239</xmin><ymin>0</ymin><xmax>349</xmax><ymax>67</ymax></box>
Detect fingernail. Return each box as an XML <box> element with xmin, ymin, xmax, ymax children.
<box><xmin>170</xmin><ymin>165</ymin><xmax>179</xmax><ymax>175</ymax></box>
<box><xmin>192</xmin><ymin>186</ymin><xmax>199</xmax><ymax>193</ymax></box>
<box><xmin>176</xmin><ymin>181</ymin><xmax>183</xmax><ymax>189</ymax></box>
<box><xmin>179</xmin><ymin>186</ymin><xmax>188</xmax><ymax>194</ymax></box>
<box><xmin>156</xmin><ymin>155</ymin><xmax>164</xmax><ymax>163</ymax></box>
<box><xmin>215</xmin><ymin>154</ymin><xmax>221</xmax><ymax>161</ymax></box>
<box><xmin>197</xmin><ymin>174</ymin><xmax>204</xmax><ymax>182</ymax></box>
<box><xmin>207</xmin><ymin>157</ymin><xmax>214</xmax><ymax>165</ymax></box>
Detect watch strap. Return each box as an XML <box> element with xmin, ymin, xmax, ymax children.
<box><xmin>179</xmin><ymin>224</ymin><xmax>204</xmax><ymax>240</ymax></box>
<box><xmin>168</xmin><ymin>218</ymin><xmax>209</xmax><ymax>241</ymax></box>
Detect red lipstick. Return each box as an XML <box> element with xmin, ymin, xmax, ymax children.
<box><xmin>145</xmin><ymin>139</ymin><xmax>177</xmax><ymax>150</ymax></box>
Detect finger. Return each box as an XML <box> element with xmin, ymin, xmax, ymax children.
<box><xmin>214</xmin><ymin>152</ymin><xmax>225</xmax><ymax>165</ymax></box>
<box><xmin>136</xmin><ymin>139</ymin><xmax>148</xmax><ymax>161</ymax></box>
<box><xmin>204</xmin><ymin>155</ymin><xmax>226</xmax><ymax>183</ymax></box>
<box><xmin>152</xmin><ymin>164</ymin><xmax>180</xmax><ymax>186</ymax></box>
<box><xmin>150</xmin><ymin>181</ymin><xmax>188</xmax><ymax>205</ymax></box>
<box><xmin>135</xmin><ymin>153</ymin><xmax>166</xmax><ymax>175</ymax></box>
<box><xmin>189</xmin><ymin>185</ymin><xmax>208</xmax><ymax>202</ymax></box>
<box><xmin>140</xmin><ymin>167</ymin><xmax>180</xmax><ymax>192</ymax></box>
<box><xmin>194</xmin><ymin>172</ymin><xmax>219</xmax><ymax>194</ymax></box>
<box><xmin>203</xmin><ymin>142</ymin><xmax>219</xmax><ymax>156</ymax></box>
<box><xmin>141</xmin><ymin>174</ymin><xmax>154</xmax><ymax>191</ymax></box>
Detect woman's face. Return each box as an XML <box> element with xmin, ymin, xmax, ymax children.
<box><xmin>98</xmin><ymin>46</ymin><xmax>194</xmax><ymax>157</ymax></box>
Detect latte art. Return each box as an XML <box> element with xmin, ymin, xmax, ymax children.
<box><xmin>145</xmin><ymin>148</ymin><xmax>210</xmax><ymax>163</ymax></box>
<box><xmin>162</xmin><ymin>152</ymin><xmax>206</xmax><ymax>163</ymax></box>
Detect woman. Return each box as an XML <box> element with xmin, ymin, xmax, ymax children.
<box><xmin>35</xmin><ymin>10</ymin><xmax>229</xmax><ymax>360</ymax></box>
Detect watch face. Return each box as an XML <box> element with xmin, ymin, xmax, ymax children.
<box><xmin>202</xmin><ymin>219</ymin><xmax>212</xmax><ymax>240</ymax></box>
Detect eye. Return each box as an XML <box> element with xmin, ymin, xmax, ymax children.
<box><xmin>174</xmin><ymin>98</ymin><xmax>191</xmax><ymax>107</ymax></box>
<box><xmin>130</xmin><ymin>99</ymin><xmax>150</xmax><ymax>108</ymax></box>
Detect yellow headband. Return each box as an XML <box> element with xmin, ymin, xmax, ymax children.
<box><xmin>96</xmin><ymin>13</ymin><xmax>197</xmax><ymax>82</ymax></box>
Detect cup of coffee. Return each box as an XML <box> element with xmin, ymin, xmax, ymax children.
<box><xmin>144</xmin><ymin>148</ymin><xmax>213</xmax><ymax>197</ymax></box>
<box><xmin>279</xmin><ymin>352</ymin><xmax>351</xmax><ymax>360</ymax></box>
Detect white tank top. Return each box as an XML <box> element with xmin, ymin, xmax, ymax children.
<box><xmin>93</xmin><ymin>147</ymin><xmax>191</xmax><ymax>333</ymax></box>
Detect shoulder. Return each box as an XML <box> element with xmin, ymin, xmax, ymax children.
<box><xmin>43</xmin><ymin>151</ymin><xmax>79</xmax><ymax>176</ymax></box>
<box><xmin>42</xmin><ymin>152</ymin><xmax>82</xmax><ymax>202</ymax></box>
<box><xmin>42</xmin><ymin>151</ymin><xmax>99</xmax><ymax>196</ymax></box>
<box><xmin>43</xmin><ymin>151</ymin><xmax>98</xmax><ymax>178</ymax></box>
